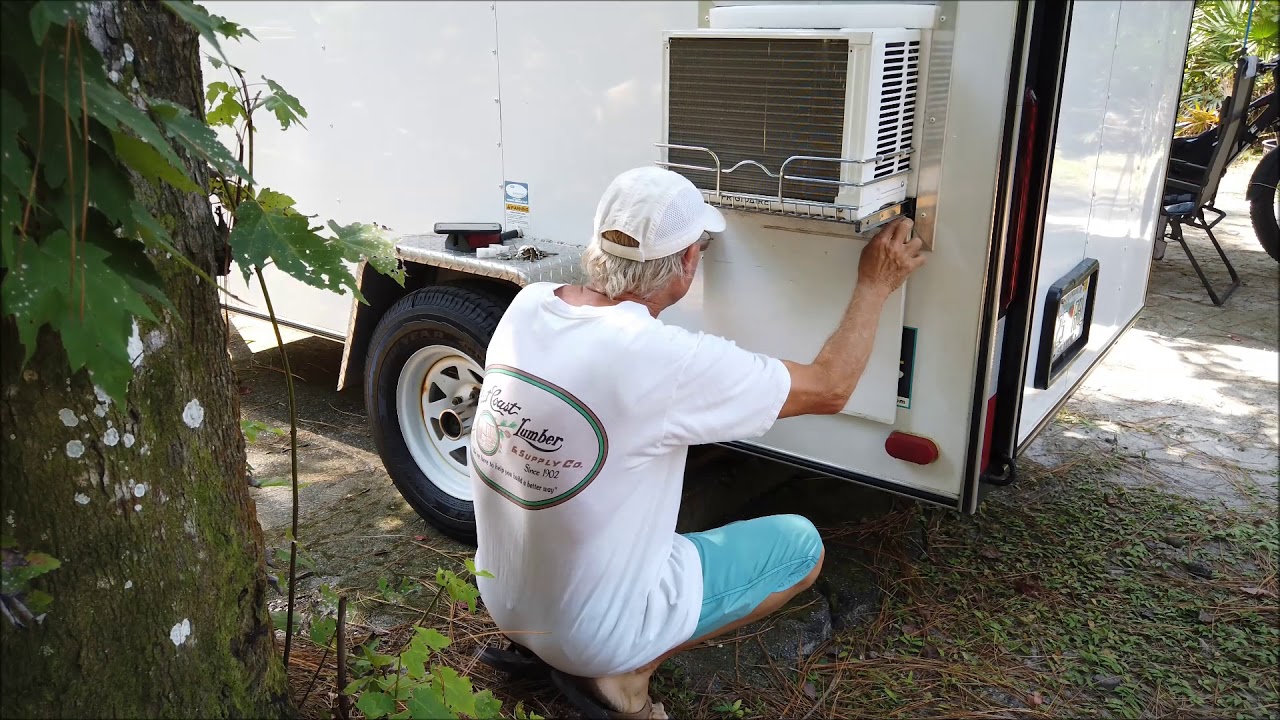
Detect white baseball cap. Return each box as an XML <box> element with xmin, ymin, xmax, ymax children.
<box><xmin>592</xmin><ymin>167</ymin><xmax>726</xmax><ymax>261</ymax></box>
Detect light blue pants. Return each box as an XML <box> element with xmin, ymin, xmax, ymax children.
<box><xmin>682</xmin><ymin>514</ymin><xmax>825</xmax><ymax>640</ymax></box>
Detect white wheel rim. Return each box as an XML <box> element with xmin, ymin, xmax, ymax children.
<box><xmin>395</xmin><ymin>345</ymin><xmax>485</xmax><ymax>501</ymax></box>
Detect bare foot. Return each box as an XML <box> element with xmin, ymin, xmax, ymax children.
<box><xmin>584</xmin><ymin>674</ymin><xmax>650</xmax><ymax>715</ymax></box>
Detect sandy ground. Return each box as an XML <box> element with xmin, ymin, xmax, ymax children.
<box><xmin>1025</xmin><ymin>160</ymin><xmax>1278</xmax><ymax>511</ymax></box>
<box><xmin>232</xmin><ymin>158</ymin><xmax>1278</xmax><ymax>716</ymax></box>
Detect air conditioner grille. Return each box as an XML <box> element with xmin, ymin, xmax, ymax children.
<box><xmin>667</xmin><ymin>37</ymin><xmax>849</xmax><ymax>203</ymax></box>
<box><xmin>874</xmin><ymin>40</ymin><xmax>920</xmax><ymax>179</ymax></box>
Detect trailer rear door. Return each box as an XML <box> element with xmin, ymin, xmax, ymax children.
<box><xmin>1011</xmin><ymin>0</ymin><xmax>1193</xmax><ymax>453</ymax></box>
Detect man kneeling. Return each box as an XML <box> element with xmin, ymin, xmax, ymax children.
<box><xmin>471</xmin><ymin>167</ymin><xmax>926</xmax><ymax>718</ymax></box>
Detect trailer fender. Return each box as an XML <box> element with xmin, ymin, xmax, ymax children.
<box><xmin>338</xmin><ymin>236</ymin><xmax>585</xmax><ymax>392</ymax></box>
<box><xmin>336</xmin><ymin>262</ymin><xmax>526</xmax><ymax>392</ymax></box>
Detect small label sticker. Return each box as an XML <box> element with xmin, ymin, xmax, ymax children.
<box><xmin>504</xmin><ymin>181</ymin><xmax>529</xmax><ymax>232</ymax></box>
<box><xmin>897</xmin><ymin>327</ymin><xmax>917</xmax><ymax>409</ymax></box>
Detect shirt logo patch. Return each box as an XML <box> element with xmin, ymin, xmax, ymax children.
<box><xmin>471</xmin><ymin>365</ymin><xmax>608</xmax><ymax>510</ymax></box>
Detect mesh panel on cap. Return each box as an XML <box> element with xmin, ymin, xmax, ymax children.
<box><xmin>650</xmin><ymin>184</ymin><xmax>705</xmax><ymax>256</ymax></box>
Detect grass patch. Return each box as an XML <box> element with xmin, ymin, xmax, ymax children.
<box><xmin>712</xmin><ymin>454</ymin><xmax>1278</xmax><ymax>719</ymax></box>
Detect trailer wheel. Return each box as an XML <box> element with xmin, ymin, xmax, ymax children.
<box><xmin>365</xmin><ymin>286</ymin><xmax>505</xmax><ymax>543</ymax></box>
<box><xmin>1247</xmin><ymin>146</ymin><xmax>1280</xmax><ymax>262</ymax></box>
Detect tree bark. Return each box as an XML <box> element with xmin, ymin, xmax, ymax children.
<box><xmin>0</xmin><ymin>3</ymin><xmax>287</xmax><ymax>717</ymax></box>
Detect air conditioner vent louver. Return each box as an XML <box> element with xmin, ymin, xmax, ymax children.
<box><xmin>667</xmin><ymin>37</ymin><xmax>849</xmax><ymax>203</ymax></box>
<box><xmin>874</xmin><ymin>40</ymin><xmax>920</xmax><ymax>179</ymax></box>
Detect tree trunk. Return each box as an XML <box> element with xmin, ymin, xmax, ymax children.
<box><xmin>0</xmin><ymin>3</ymin><xmax>287</xmax><ymax>717</ymax></box>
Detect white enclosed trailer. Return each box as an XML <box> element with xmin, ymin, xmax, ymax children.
<box><xmin>207</xmin><ymin>0</ymin><xmax>1194</xmax><ymax>540</ymax></box>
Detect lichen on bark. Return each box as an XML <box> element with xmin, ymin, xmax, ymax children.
<box><xmin>0</xmin><ymin>2</ymin><xmax>287</xmax><ymax>716</ymax></box>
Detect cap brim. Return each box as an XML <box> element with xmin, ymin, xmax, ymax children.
<box><xmin>701</xmin><ymin>203</ymin><xmax>726</xmax><ymax>233</ymax></box>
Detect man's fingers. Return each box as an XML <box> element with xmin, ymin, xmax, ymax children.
<box><xmin>893</xmin><ymin>218</ymin><xmax>914</xmax><ymax>243</ymax></box>
<box><xmin>872</xmin><ymin>218</ymin><xmax>906</xmax><ymax>245</ymax></box>
<box><xmin>905</xmin><ymin>235</ymin><xmax>925</xmax><ymax>253</ymax></box>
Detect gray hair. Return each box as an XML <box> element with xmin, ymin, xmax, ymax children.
<box><xmin>581</xmin><ymin>230</ymin><xmax>689</xmax><ymax>300</ymax></box>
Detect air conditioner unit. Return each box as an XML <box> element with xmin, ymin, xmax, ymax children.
<box><xmin>659</xmin><ymin>28</ymin><xmax>925</xmax><ymax>228</ymax></box>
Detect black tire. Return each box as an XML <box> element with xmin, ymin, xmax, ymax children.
<box><xmin>1247</xmin><ymin>146</ymin><xmax>1280</xmax><ymax>262</ymax></box>
<box><xmin>365</xmin><ymin>285</ymin><xmax>506</xmax><ymax>544</ymax></box>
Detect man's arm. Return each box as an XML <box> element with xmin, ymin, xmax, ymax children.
<box><xmin>779</xmin><ymin>218</ymin><xmax>926</xmax><ymax>418</ymax></box>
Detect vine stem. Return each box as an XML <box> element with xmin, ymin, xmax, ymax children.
<box><xmin>17</xmin><ymin>43</ymin><xmax>49</xmax><ymax>260</ymax></box>
<box><xmin>255</xmin><ymin>266</ymin><xmax>300</xmax><ymax>667</ymax></box>
<box><xmin>337</xmin><ymin>596</ymin><xmax>350</xmax><ymax>720</ymax></box>
<box><xmin>298</xmin><ymin>644</ymin><xmax>330</xmax><ymax>708</ymax></box>
<box><xmin>62</xmin><ymin>22</ymin><xmax>76</xmax><ymax>295</ymax></box>
<box><xmin>74</xmin><ymin>25</ymin><xmax>89</xmax><ymax>319</ymax></box>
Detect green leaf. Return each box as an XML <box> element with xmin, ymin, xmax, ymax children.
<box><xmin>374</xmin><ymin>676</ymin><xmax>411</xmax><ymax>699</ymax></box>
<box><xmin>2</xmin><ymin>184</ymin><xmax>23</xmax><ymax>268</ymax></box>
<box><xmin>355</xmin><ymin>691</ymin><xmax>396</xmax><ymax>720</ymax></box>
<box><xmin>464</xmin><ymin>558</ymin><xmax>495</xmax><ymax>580</ymax></box>
<box><xmin>342</xmin><ymin>677</ymin><xmax>372</xmax><ymax>696</ymax></box>
<box><xmin>405</xmin><ymin>686</ymin><xmax>454</xmax><ymax>720</ymax></box>
<box><xmin>29</xmin><ymin>1</ymin><xmax>89</xmax><ymax>44</ymax></box>
<box><xmin>433</xmin><ymin>666</ymin><xmax>475</xmax><ymax>717</ymax></box>
<box><xmin>207</xmin><ymin>176</ymin><xmax>245</xmax><ymax>209</ymax></box>
<box><xmin>206</xmin><ymin>81</ymin><xmax>234</xmax><ymax>104</ymax></box>
<box><xmin>113</xmin><ymin>131</ymin><xmax>198</xmax><ymax>193</ymax></box>
<box><xmin>254</xmin><ymin>477</ymin><xmax>291</xmax><ymax>488</ymax></box>
<box><xmin>329</xmin><ymin>221</ymin><xmax>405</xmax><ymax>286</ymax></box>
<box><xmin>84</xmin><ymin>80</ymin><xmax>185</xmax><ymax>173</ymax></box>
<box><xmin>1</xmin><ymin>235</ymin><xmax>64</xmax><ymax>362</ymax></box>
<box><xmin>84</xmin><ymin>148</ymin><xmax>140</xmax><ymax>227</ymax></box>
<box><xmin>26</xmin><ymin>589</ymin><xmax>54</xmax><ymax>614</ymax></box>
<box><xmin>228</xmin><ymin>199</ymin><xmax>363</xmax><ymax>298</ymax></box>
<box><xmin>127</xmin><ymin>201</ymin><xmax>214</xmax><ymax>291</ymax></box>
<box><xmin>61</xmin><ymin>235</ymin><xmax>156</xmax><ymax>401</ymax></box>
<box><xmin>160</xmin><ymin>1</ymin><xmax>231</xmax><ymax>65</ymax></box>
<box><xmin>297</xmin><ymin>548</ymin><xmax>317</xmax><ymax>572</ymax></box>
<box><xmin>472</xmin><ymin>690</ymin><xmax>503</xmax><ymax>719</ymax></box>
<box><xmin>258</xmin><ymin>77</ymin><xmax>308</xmax><ymax>130</ymax></box>
<box><xmin>151</xmin><ymin>99</ymin><xmax>251</xmax><ymax>181</ymax></box>
<box><xmin>437</xmin><ymin>569</ymin><xmax>481</xmax><ymax>614</ymax></box>
<box><xmin>214</xmin><ymin>18</ymin><xmax>255</xmax><ymax>42</ymax></box>
<box><xmin>270</xmin><ymin>610</ymin><xmax>288</xmax><ymax>632</ymax></box>
<box><xmin>309</xmin><ymin>616</ymin><xmax>336</xmax><ymax>646</ymax></box>
<box><xmin>241</xmin><ymin>418</ymin><xmax>265</xmax><ymax>442</ymax></box>
<box><xmin>99</xmin><ymin>232</ymin><xmax>174</xmax><ymax>314</ymax></box>
<box><xmin>25</xmin><ymin>552</ymin><xmax>61</xmax><ymax>573</ymax></box>
<box><xmin>256</xmin><ymin>188</ymin><xmax>297</xmax><ymax>213</ymax></box>
<box><xmin>206</xmin><ymin>94</ymin><xmax>245</xmax><ymax>127</ymax></box>
<box><xmin>413</xmin><ymin>627</ymin><xmax>451</xmax><ymax>653</ymax></box>
<box><xmin>400</xmin><ymin>641</ymin><xmax>430</xmax><ymax>680</ymax></box>
<box><xmin>204</xmin><ymin>80</ymin><xmax>245</xmax><ymax>127</ymax></box>
<box><xmin>513</xmin><ymin>701</ymin><xmax>543</xmax><ymax>720</ymax></box>
<box><xmin>0</xmin><ymin>90</ymin><xmax>31</xmax><ymax>193</ymax></box>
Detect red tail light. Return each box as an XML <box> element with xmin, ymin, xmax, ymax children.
<box><xmin>885</xmin><ymin>432</ymin><xmax>940</xmax><ymax>465</ymax></box>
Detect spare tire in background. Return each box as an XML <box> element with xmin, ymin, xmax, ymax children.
<box><xmin>365</xmin><ymin>285</ymin><xmax>506</xmax><ymax>544</ymax></box>
<box><xmin>1247</xmin><ymin>145</ymin><xmax>1280</xmax><ymax>262</ymax></box>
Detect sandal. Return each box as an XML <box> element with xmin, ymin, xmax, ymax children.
<box><xmin>549</xmin><ymin>670</ymin><xmax>666</xmax><ymax>720</ymax></box>
<box><xmin>478</xmin><ymin>640</ymin><xmax>551</xmax><ymax>680</ymax></box>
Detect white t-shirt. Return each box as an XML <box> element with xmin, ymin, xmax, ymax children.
<box><xmin>471</xmin><ymin>282</ymin><xmax>791</xmax><ymax>677</ymax></box>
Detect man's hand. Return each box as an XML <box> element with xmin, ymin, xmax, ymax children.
<box><xmin>858</xmin><ymin>217</ymin><xmax>926</xmax><ymax>298</ymax></box>
<box><xmin>779</xmin><ymin>217</ymin><xmax>928</xmax><ymax>418</ymax></box>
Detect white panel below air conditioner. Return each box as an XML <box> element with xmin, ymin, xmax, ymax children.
<box><xmin>700</xmin><ymin>211</ymin><xmax>905</xmax><ymax>424</ymax></box>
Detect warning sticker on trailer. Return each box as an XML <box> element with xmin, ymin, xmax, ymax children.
<box><xmin>897</xmin><ymin>327</ymin><xmax>917</xmax><ymax>409</ymax></box>
<box><xmin>504</xmin><ymin>181</ymin><xmax>530</xmax><ymax>232</ymax></box>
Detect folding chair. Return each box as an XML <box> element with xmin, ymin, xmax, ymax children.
<box><xmin>1157</xmin><ymin>56</ymin><xmax>1258</xmax><ymax>306</ymax></box>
